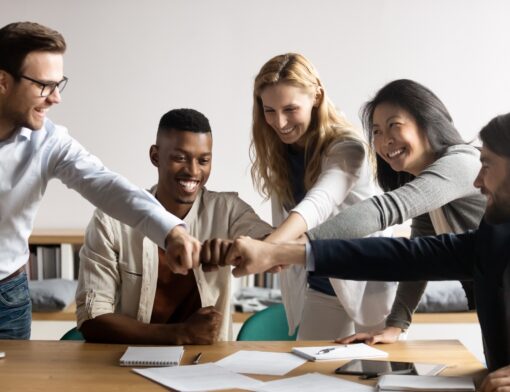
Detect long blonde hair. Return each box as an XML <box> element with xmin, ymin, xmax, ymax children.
<box><xmin>250</xmin><ymin>53</ymin><xmax>362</xmax><ymax>207</ymax></box>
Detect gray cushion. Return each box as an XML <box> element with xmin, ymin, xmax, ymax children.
<box><xmin>416</xmin><ymin>281</ymin><xmax>469</xmax><ymax>312</ymax></box>
<box><xmin>29</xmin><ymin>279</ymin><xmax>78</xmax><ymax>311</ymax></box>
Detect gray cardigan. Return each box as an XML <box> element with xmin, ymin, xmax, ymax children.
<box><xmin>307</xmin><ymin>144</ymin><xmax>486</xmax><ymax>329</ymax></box>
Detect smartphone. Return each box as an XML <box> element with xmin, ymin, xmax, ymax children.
<box><xmin>335</xmin><ymin>359</ymin><xmax>417</xmax><ymax>378</ymax></box>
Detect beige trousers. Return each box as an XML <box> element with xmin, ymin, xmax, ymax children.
<box><xmin>297</xmin><ymin>287</ymin><xmax>385</xmax><ymax>340</ymax></box>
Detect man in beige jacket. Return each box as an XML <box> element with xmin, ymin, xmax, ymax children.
<box><xmin>76</xmin><ymin>108</ymin><xmax>272</xmax><ymax>344</ymax></box>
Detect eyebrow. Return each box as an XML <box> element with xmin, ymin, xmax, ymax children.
<box><xmin>173</xmin><ymin>148</ymin><xmax>211</xmax><ymax>155</ymax></box>
<box><xmin>263</xmin><ymin>104</ymin><xmax>298</xmax><ymax>110</ymax></box>
<box><xmin>372</xmin><ymin>115</ymin><xmax>402</xmax><ymax>128</ymax></box>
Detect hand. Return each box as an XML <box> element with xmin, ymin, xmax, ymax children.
<box><xmin>180</xmin><ymin>306</ymin><xmax>222</xmax><ymax>345</ymax></box>
<box><xmin>165</xmin><ymin>225</ymin><xmax>201</xmax><ymax>275</ymax></box>
<box><xmin>225</xmin><ymin>236</ymin><xmax>281</xmax><ymax>277</ymax></box>
<box><xmin>200</xmin><ymin>238</ymin><xmax>233</xmax><ymax>272</ymax></box>
<box><xmin>480</xmin><ymin>364</ymin><xmax>510</xmax><ymax>392</ymax></box>
<box><xmin>336</xmin><ymin>326</ymin><xmax>403</xmax><ymax>345</ymax></box>
<box><xmin>266</xmin><ymin>264</ymin><xmax>290</xmax><ymax>273</ymax></box>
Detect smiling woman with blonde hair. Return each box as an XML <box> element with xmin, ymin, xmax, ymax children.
<box><xmin>250</xmin><ymin>53</ymin><xmax>397</xmax><ymax>339</ymax></box>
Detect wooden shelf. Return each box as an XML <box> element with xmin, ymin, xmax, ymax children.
<box><xmin>29</xmin><ymin>229</ymin><xmax>85</xmax><ymax>245</ymax></box>
<box><xmin>32</xmin><ymin>303</ymin><xmax>76</xmax><ymax>321</ymax></box>
<box><xmin>413</xmin><ymin>311</ymin><xmax>478</xmax><ymax>324</ymax></box>
<box><xmin>232</xmin><ymin>311</ymin><xmax>480</xmax><ymax>325</ymax></box>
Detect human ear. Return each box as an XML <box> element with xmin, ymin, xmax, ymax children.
<box><xmin>149</xmin><ymin>145</ymin><xmax>160</xmax><ymax>167</ymax></box>
<box><xmin>313</xmin><ymin>86</ymin><xmax>323</xmax><ymax>107</ymax></box>
<box><xmin>0</xmin><ymin>71</ymin><xmax>9</xmax><ymax>94</ymax></box>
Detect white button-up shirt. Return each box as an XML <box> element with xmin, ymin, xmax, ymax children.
<box><xmin>0</xmin><ymin>118</ymin><xmax>183</xmax><ymax>280</ymax></box>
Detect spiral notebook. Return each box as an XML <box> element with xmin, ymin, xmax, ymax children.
<box><xmin>119</xmin><ymin>346</ymin><xmax>184</xmax><ymax>367</ymax></box>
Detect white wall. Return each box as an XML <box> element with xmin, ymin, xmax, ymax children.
<box><xmin>2</xmin><ymin>0</ymin><xmax>510</xmax><ymax>229</ymax></box>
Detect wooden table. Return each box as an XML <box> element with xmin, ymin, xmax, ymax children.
<box><xmin>0</xmin><ymin>340</ymin><xmax>486</xmax><ymax>391</ymax></box>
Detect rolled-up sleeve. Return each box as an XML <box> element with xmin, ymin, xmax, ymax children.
<box><xmin>75</xmin><ymin>210</ymin><xmax>120</xmax><ymax>328</ymax></box>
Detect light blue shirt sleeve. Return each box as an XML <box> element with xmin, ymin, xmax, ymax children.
<box><xmin>0</xmin><ymin>120</ymin><xmax>184</xmax><ymax>279</ymax></box>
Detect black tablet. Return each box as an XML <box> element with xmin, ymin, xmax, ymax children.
<box><xmin>335</xmin><ymin>359</ymin><xmax>417</xmax><ymax>378</ymax></box>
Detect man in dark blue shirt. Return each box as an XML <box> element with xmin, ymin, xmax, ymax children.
<box><xmin>219</xmin><ymin>113</ymin><xmax>510</xmax><ymax>392</ymax></box>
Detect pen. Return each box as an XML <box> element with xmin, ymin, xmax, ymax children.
<box><xmin>360</xmin><ymin>368</ymin><xmax>414</xmax><ymax>380</ymax></box>
<box><xmin>192</xmin><ymin>352</ymin><xmax>202</xmax><ymax>365</ymax></box>
<box><xmin>315</xmin><ymin>346</ymin><xmax>348</xmax><ymax>355</ymax></box>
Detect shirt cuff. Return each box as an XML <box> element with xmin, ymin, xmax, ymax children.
<box><xmin>305</xmin><ymin>242</ymin><xmax>316</xmax><ymax>272</ymax></box>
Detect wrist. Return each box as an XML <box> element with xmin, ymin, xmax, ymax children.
<box><xmin>161</xmin><ymin>323</ymin><xmax>189</xmax><ymax>345</ymax></box>
<box><xmin>277</xmin><ymin>243</ymin><xmax>306</xmax><ymax>266</ymax></box>
<box><xmin>385</xmin><ymin>325</ymin><xmax>407</xmax><ymax>340</ymax></box>
<box><xmin>166</xmin><ymin>225</ymin><xmax>186</xmax><ymax>245</ymax></box>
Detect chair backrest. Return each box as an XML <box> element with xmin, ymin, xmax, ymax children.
<box><xmin>237</xmin><ymin>303</ymin><xmax>298</xmax><ymax>341</ymax></box>
<box><xmin>60</xmin><ymin>327</ymin><xmax>85</xmax><ymax>341</ymax></box>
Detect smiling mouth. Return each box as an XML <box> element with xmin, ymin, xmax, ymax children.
<box><xmin>387</xmin><ymin>148</ymin><xmax>405</xmax><ymax>159</ymax></box>
<box><xmin>34</xmin><ymin>107</ymin><xmax>47</xmax><ymax>117</ymax></box>
<box><xmin>177</xmin><ymin>179</ymin><xmax>200</xmax><ymax>193</ymax></box>
<box><xmin>279</xmin><ymin>126</ymin><xmax>295</xmax><ymax>135</ymax></box>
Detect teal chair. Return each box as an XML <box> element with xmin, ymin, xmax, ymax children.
<box><xmin>60</xmin><ymin>326</ymin><xmax>85</xmax><ymax>341</ymax></box>
<box><xmin>237</xmin><ymin>303</ymin><xmax>298</xmax><ymax>341</ymax></box>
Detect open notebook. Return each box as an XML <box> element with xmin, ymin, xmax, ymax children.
<box><xmin>119</xmin><ymin>346</ymin><xmax>184</xmax><ymax>367</ymax></box>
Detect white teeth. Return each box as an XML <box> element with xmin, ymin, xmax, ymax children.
<box><xmin>388</xmin><ymin>148</ymin><xmax>405</xmax><ymax>158</ymax></box>
<box><xmin>279</xmin><ymin>126</ymin><xmax>294</xmax><ymax>135</ymax></box>
<box><xmin>178</xmin><ymin>180</ymin><xmax>199</xmax><ymax>191</ymax></box>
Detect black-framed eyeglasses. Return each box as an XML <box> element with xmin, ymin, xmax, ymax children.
<box><xmin>19</xmin><ymin>75</ymin><xmax>68</xmax><ymax>97</ymax></box>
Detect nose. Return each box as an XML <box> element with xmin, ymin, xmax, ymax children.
<box><xmin>382</xmin><ymin>129</ymin><xmax>394</xmax><ymax>145</ymax></box>
<box><xmin>473</xmin><ymin>169</ymin><xmax>483</xmax><ymax>189</ymax></box>
<box><xmin>275</xmin><ymin>112</ymin><xmax>288</xmax><ymax>130</ymax></box>
<box><xmin>186</xmin><ymin>159</ymin><xmax>200</xmax><ymax>177</ymax></box>
<box><xmin>46</xmin><ymin>87</ymin><xmax>62</xmax><ymax>104</ymax></box>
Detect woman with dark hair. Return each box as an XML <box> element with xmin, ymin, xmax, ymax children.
<box><xmin>306</xmin><ymin>79</ymin><xmax>486</xmax><ymax>344</ymax></box>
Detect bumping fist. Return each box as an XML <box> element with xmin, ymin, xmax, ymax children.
<box><xmin>165</xmin><ymin>225</ymin><xmax>201</xmax><ymax>275</ymax></box>
<box><xmin>200</xmin><ymin>238</ymin><xmax>233</xmax><ymax>272</ymax></box>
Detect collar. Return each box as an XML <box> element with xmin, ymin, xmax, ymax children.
<box><xmin>148</xmin><ymin>185</ymin><xmax>204</xmax><ymax>226</ymax></box>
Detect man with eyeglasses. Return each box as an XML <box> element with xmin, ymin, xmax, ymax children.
<box><xmin>0</xmin><ymin>21</ymin><xmax>201</xmax><ymax>339</ymax></box>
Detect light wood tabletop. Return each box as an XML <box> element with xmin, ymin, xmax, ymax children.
<box><xmin>0</xmin><ymin>339</ymin><xmax>487</xmax><ymax>391</ymax></box>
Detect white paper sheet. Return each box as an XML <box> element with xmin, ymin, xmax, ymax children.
<box><xmin>215</xmin><ymin>350</ymin><xmax>307</xmax><ymax>375</ymax></box>
<box><xmin>257</xmin><ymin>372</ymin><xmax>376</xmax><ymax>392</ymax></box>
<box><xmin>133</xmin><ymin>363</ymin><xmax>263</xmax><ymax>391</ymax></box>
<box><xmin>378</xmin><ymin>374</ymin><xmax>475</xmax><ymax>391</ymax></box>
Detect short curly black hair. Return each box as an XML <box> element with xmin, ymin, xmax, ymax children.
<box><xmin>158</xmin><ymin>108</ymin><xmax>211</xmax><ymax>137</ymax></box>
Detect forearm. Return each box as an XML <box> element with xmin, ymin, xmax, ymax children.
<box><xmin>308</xmin><ymin>198</ymin><xmax>385</xmax><ymax>240</ymax></box>
<box><xmin>54</xmin><ymin>138</ymin><xmax>182</xmax><ymax>249</ymax></box>
<box><xmin>265</xmin><ymin>212</ymin><xmax>307</xmax><ymax>243</ymax></box>
<box><xmin>80</xmin><ymin>313</ymin><xmax>190</xmax><ymax>345</ymax></box>
<box><xmin>385</xmin><ymin>281</ymin><xmax>428</xmax><ymax>330</ymax></box>
<box><xmin>309</xmin><ymin>233</ymin><xmax>474</xmax><ymax>282</ymax></box>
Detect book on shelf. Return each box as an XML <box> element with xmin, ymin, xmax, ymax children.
<box><xmin>28</xmin><ymin>243</ymin><xmax>79</xmax><ymax>281</ymax></box>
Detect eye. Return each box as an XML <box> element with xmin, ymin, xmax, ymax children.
<box><xmin>372</xmin><ymin>129</ymin><xmax>381</xmax><ymax>136</ymax></box>
<box><xmin>263</xmin><ymin>108</ymin><xmax>275</xmax><ymax>113</ymax></box>
<box><xmin>284</xmin><ymin>107</ymin><xmax>297</xmax><ymax>112</ymax></box>
<box><xmin>199</xmin><ymin>158</ymin><xmax>211</xmax><ymax>165</ymax></box>
<box><xmin>172</xmin><ymin>155</ymin><xmax>186</xmax><ymax>162</ymax></box>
